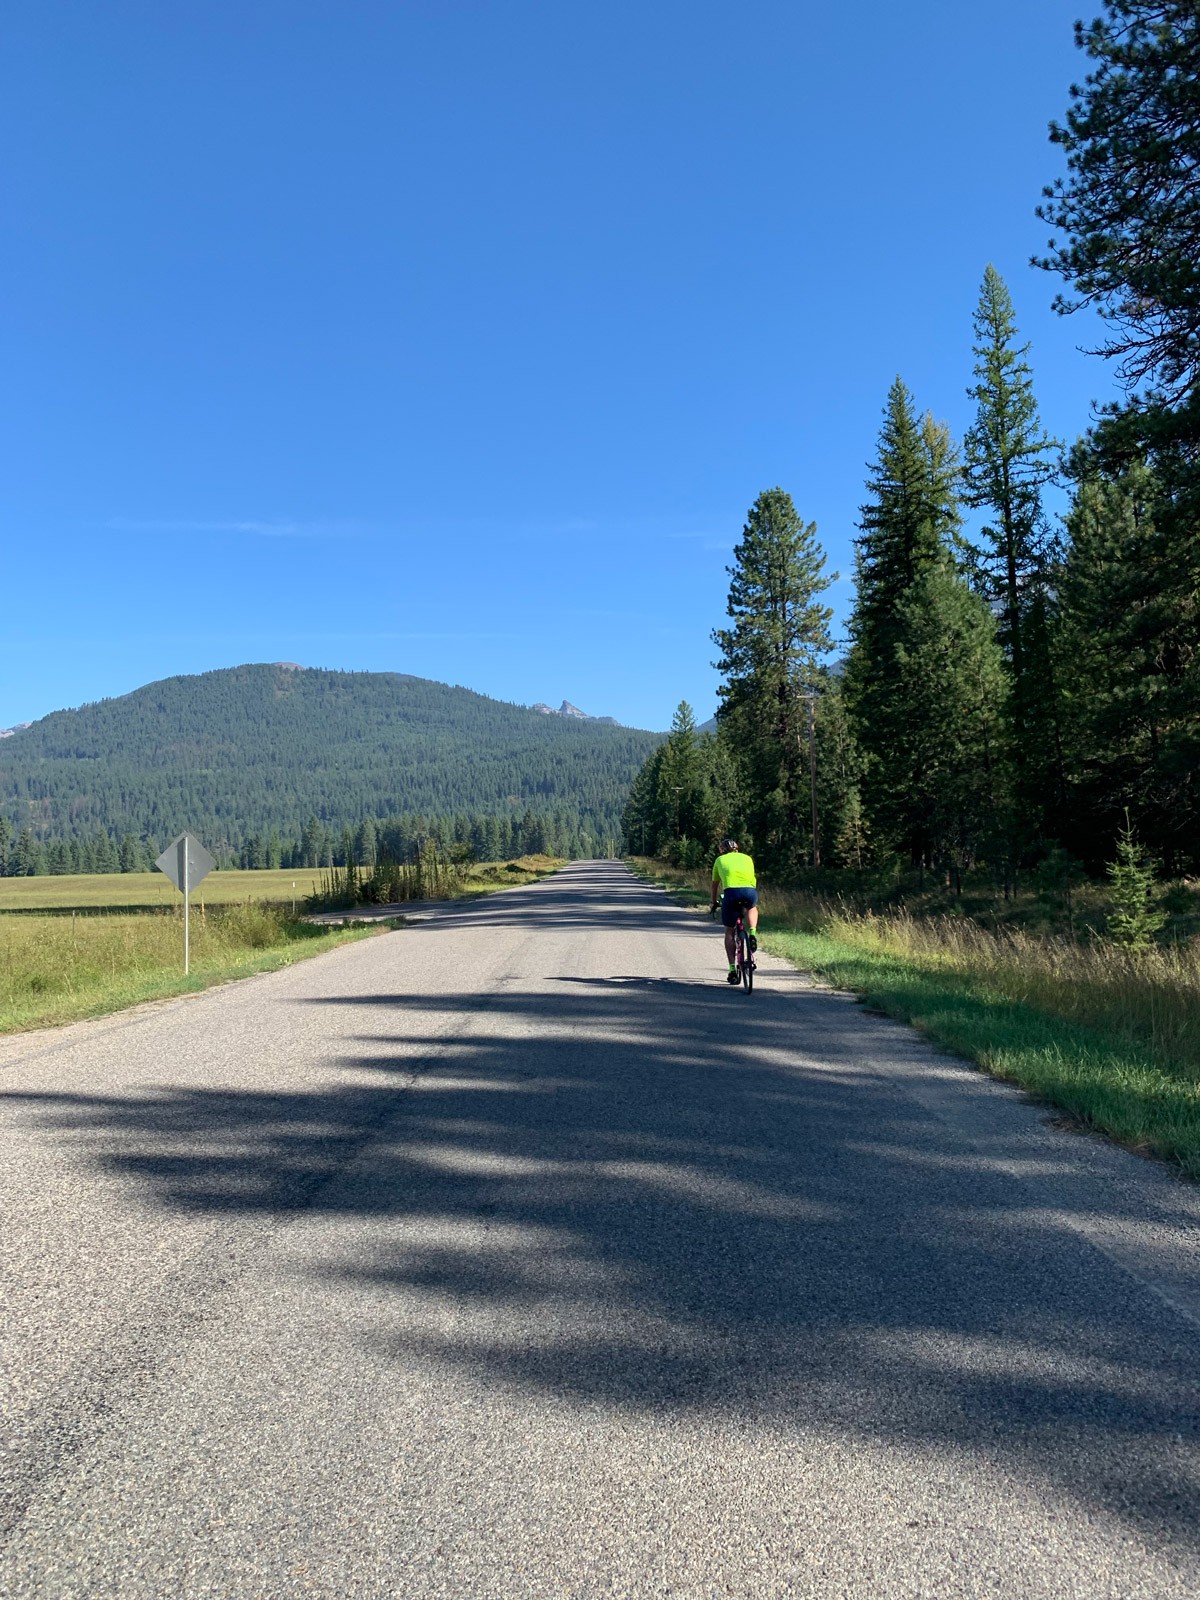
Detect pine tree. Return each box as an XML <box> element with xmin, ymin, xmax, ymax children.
<box><xmin>91</xmin><ymin>828</ymin><xmax>118</xmax><ymax>873</ymax></box>
<box><xmin>1037</xmin><ymin>1</ymin><xmax>1200</xmax><ymax>404</ymax></box>
<box><xmin>658</xmin><ymin>702</ymin><xmax>703</xmax><ymax>844</ymax></box>
<box><xmin>961</xmin><ymin>268</ymin><xmax>1064</xmax><ymax>844</ymax></box>
<box><xmin>713</xmin><ymin>487</ymin><xmax>834</xmax><ymax>874</ymax></box>
<box><xmin>13</xmin><ymin>827</ymin><xmax>39</xmax><ymax>876</ymax></box>
<box><xmin>1106</xmin><ymin>814</ymin><xmax>1166</xmax><ymax>949</ymax></box>
<box><xmin>1056</xmin><ymin>456</ymin><xmax>1200</xmax><ymax>870</ymax></box>
<box><xmin>118</xmin><ymin>834</ymin><xmax>142</xmax><ymax>872</ymax></box>
<box><xmin>851</xmin><ymin>381</ymin><xmax>953</xmax><ymax>660</ymax></box>
<box><xmin>622</xmin><ymin>745</ymin><xmax>666</xmax><ymax>856</ymax></box>
<box><xmin>814</xmin><ymin>677</ymin><xmax>868</xmax><ymax>870</ymax></box>
<box><xmin>847</xmin><ymin>385</ymin><xmax>998</xmax><ymax>871</ymax></box>
<box><xmin>46</xmin><ymin>838</ymin><xmax>72</xmax><ymax>875</ymax></box>
<box><xmin>881</xmin><ymin>561</ymin><xmax>1007</xmax><ymax>885</ymax></box>
<box><xmin>962</xmin><ymin>269</ymin><xmax>1060</xmax><ymax>683</ymax></box>
<box><xmin>357</xmin><ymin>816</ymin><xmax>378</xmax><ymax>869</ymax></box>
<box><xmin>0</xmin><ymin>817</ymin><xmax>11</xmax><ymax>875</ymax></box>
<box><xmin>301</xmin><ymin>816</ymin><xmax>323</xmax><ymax>869</ymax></box>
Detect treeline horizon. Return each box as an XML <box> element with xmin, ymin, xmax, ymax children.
<box><xmin>0</xmin><ymin>805</ymin><xmax>603</xmax><ymax>879</ymax></box>
<box><xmin>624</xmin><ymin>3</ymin><xmax>1200</xmax><ymax>896</ymax></box>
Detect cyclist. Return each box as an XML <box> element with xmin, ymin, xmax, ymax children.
<box><xmin>710</xmin><ymin>839</ymin><xmax>758</xmax><ymax>985</ymax></box>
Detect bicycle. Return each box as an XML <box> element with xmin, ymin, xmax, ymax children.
<box><xmin>711</xmin><ymin>902</ymin><xmax>755</xmax><ymax>993</ymax></box>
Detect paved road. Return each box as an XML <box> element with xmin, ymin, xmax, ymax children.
<box><xmin>2</xmin><ymin>862</ymin><xmax>1199</xmax><ymax>1598</ymax></box>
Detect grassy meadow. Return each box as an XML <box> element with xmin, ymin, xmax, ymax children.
<box><xmin>0</xmin><ymin>903</ymin><xmax>380</xmax><ymax>1033</ymax></box>
<box><xmin>0</xmin><ymin>856</ymin><xmax>566</xmax><ymax>1034</ymax></box>
<box><xmin>0</xmin><ymin>867</ymin><xmax>327</xmax><ymax>912</ymax></box>
<box><xmin>628</xmin><ymin>858</ymin><xmax>1200</xmax><ymax>1181</ymax></box>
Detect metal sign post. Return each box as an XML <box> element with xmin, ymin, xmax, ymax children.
<box><xmin>155</xmin><ymin>833</ymin><xmax>216</xmax><ymax>974</ymax></box>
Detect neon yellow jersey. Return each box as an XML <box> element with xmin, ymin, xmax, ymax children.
<box><xmin>713</xmin><ymin>851</ymin><xmax>756</xmax><ymax>890</ymax></box>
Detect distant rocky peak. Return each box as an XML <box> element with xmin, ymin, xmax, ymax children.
<box><xmin>528</xmin><ymin>699</ymin><xmax>619</xmax><ymax>726</ymax></box>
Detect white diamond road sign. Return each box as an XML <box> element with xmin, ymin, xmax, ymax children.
<box><xmin>155</xmin><ymin>833</ymin><xmax>215</xmax><ymax>894</ymax></box>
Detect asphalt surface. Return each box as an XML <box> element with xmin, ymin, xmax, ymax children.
<box><xmin>2</xmin><ymin>860</ymin><xmax>1199</xmax><ymax>1598</ymax></box>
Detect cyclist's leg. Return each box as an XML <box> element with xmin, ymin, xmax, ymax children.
<box><xmin>720</xmin><ymin>890</ymin><xmax>738</xmax><ymax>967</ymax></box>
<box><xmin>743</xmin><ymin>889</ymin><xmax>759</xmax><ymax>949</ymax></box>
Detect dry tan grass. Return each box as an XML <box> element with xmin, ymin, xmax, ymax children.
<box><xmin>0</xmin><ymin>904</ymin><xmax>370</xmax><ymax>1032</ymax></box>
<box><xmin>629</xmin><ymin>859</ymin><xmax>1200</xmax><ymax>1082</ymax></box>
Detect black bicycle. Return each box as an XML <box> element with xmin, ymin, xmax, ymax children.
<box><xmin>712</xmin><ymin>902</ymin><xmax>755</xmax><ymax>993</ymax></box>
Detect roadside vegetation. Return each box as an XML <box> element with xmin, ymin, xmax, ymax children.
<box><xmin>630</xmin><ymin>859</ymin><xmax>1200</xmax><ymax>1181</ymax></box>
<box><xmin>0</xmin><ymin>904</ymin><xmax>380</xmax><ymax>1034</ymax></box>
<box><xmin>622</xmin><ymin>12</ymin><xmax>1200</xmax><ymax>1180</ymax></box>
<box><xmin>0</xmin><ymin>867</ymin><xmax>328</xmax><ymax>913</ymax></box>
<box><xmin>306</xmin><ymin>852</ymin><xmax>566</xmax><ymax>911</ymax></box>
<box><xmin>0</xmin><ymin>855</ymin><xmax>568</xmax><ymax>1032</ymax></box>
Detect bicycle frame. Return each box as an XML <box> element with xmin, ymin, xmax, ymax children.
<box><xmin>713</xmin><ymin>897</ymin><xmax>756</xmax><ymax>993</ymax></box>
<box><xmin>733</xmin><ymin>911</ymin><xmax>754</xmax><ymax>993</ymax></box>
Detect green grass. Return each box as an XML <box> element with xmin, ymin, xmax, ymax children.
<box><xmin>0</xmin><ymin>857</ymin><xmax>566</xmax><ymax>915</ymax></box>
<box><xmin>0</xmin><ymin>903</ymin><xmax>382</xmax><ymax>1034</ymax></box>
<box><xmin>627</xmin><ymin>857</ymin><xmax>1200</xmax><ymax>1180</ymax></box>
<box><xmin>0</xmin><ymin>867</ymin><xmax>329</xmax><ymax>912</ymax></box>
<box><xmin>0</xmin><ymin>856</ymin><xmax>568</xmax><ymax>1035</ymax></box>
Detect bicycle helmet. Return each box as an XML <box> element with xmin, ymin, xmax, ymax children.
<box><xmin>719</xmin><ymin>838</ymin><xmax>738</xmax><ymax>853</ymax></box>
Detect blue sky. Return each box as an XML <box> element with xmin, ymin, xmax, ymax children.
<box><xmin>1</xmin><ymin>0</ymin><xmax>1114</xmax><ymax>732</ymax></box>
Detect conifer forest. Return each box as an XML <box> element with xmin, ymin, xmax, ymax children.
<box><xmin>625</xmin><ymin>2</ymin><xmax>1200</xmax><ymax>897</ymax></box>
<box><xmin>0</xmin><ymin>665</ymin><xmax>659</xmax><ymax>873</ymax></box>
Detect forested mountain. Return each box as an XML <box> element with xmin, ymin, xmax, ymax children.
<box><xmin>0</xmin><ymin>664</ymin><xmax>660</xmax><ymax>863</ymax></box>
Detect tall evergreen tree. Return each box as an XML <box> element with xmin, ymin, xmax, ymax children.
<box><xmin>91</xmin><ymin>827</ymin><xmax>118</xmax><ymax>873</ymax></box>
<box><xmin>851</xmin><ymin>380</ymin><xmax>955</xmax><ymax>659</ymax></box>
<box><xmin>877</xmin><ymin>561</ymin><xmax>1007</xmax><ymax>884</ymax></box>
<box><xmin>1036</xmin><ymin>2</ymin><xmax>1200</xmax><ymax>872</ymax></box>
<box><xmin>301</xmin><ymin>815</ymin><xmax>323</xmax><ymax>869</ymax></box>
<box><xmin>961</xmin><ymin>266</ymin><xmax>1063</xmax><ymax>841</ymax></box>
<box><xmin>657</xmin><ymin>701</ymin><xmax>703</xmax><ymax>844</ymax></box>
<box><xmin>622</xmin><ymin>745</ymin><xmax>666</xmax><ymax>856</ymax></box>
<box><xmin>46</xmin><ymin>838</ymin><xmax>72</xmax><ymax>875</ymax></box>
<box><xmin>1037</xmin><ymin>1</ymin><xmax>1200</xmax><ymax>405</ymax></box>
<box><xmin>962</xmin><ymin>266</ymin><xmax>1060</xmax><ymax>684</ymax></box>
<box><xmin>13</xmin><ymin>827</ymin><xmax>40</xmax><ymax>876</ymax></box>
<box><xmin>1057</xmin><ymin>457</ymin><xmax>1199</xmax><ymax>871</ymax></box>
<box><xmin>847</xmin><ymin>385</ymin><xmax>1000</xmax><ymax>870</ymax></box>
<box><xmin>713</xmin><ymin>488</ymin><xmax>835</xmax><ymax>875</ymax></box>
<box><xmin>813</xmin><ymin>677</ymin><xmax>868</xmax><ymax>870</ymax></box>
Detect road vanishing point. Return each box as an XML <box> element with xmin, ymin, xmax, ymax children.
<box><xmin>2</xmin><ymin>862</ymin><xmax>1199</xmax><ymax>1598</ymax></box>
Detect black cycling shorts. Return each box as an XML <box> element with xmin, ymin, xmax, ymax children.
<box><xmin>720</xmin><ymin>887</ymin><xmax>758</xmax><ymax>927</ymax></box>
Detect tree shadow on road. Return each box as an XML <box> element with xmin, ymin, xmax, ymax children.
<box><xmin>5</xmin><ymin>915</ymin><xmax>1200</xmax><ymax>1557</ymax></box>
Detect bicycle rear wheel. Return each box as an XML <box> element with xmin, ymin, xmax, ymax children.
<box><xmin>742</xmin><ymin>938</ymin><xmax>753</xmax><ymax>993</ymax></box>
